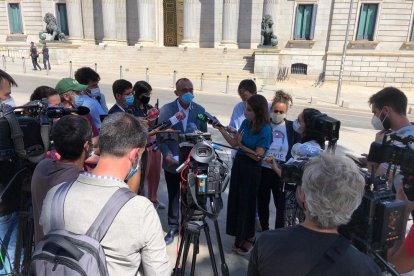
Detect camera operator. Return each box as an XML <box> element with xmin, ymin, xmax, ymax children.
<box><xmin>368</xmin><ymin>87</ymin><xmax>414</xmax><ymax>174</ymax></box>
<box><xmin>248</xmin><ymin>154</ymin><xmax>381</xmax><ymax>276</ymax></box>
<box><xmin>0</xmin><ymin>70</ymin><xmax>22</xmax><ymax>274</ymax></box>
<box><xmin>0</xmin><ymin>69</ymin><xmax>17</xmax><ymax>104</ymax></box>
<box><xmin>215</xmin><ymin>94</ymin><xmax>272</xmax><ymax>255</ymax></box>
<box><xmin>258</xmin><ymin>90</ymin><xmax>300</xmax><ymax>231</ymax></box>
<box><xmin>158</xmin><ymin>78</ymin><xmax>207</xmax><ymax>245</ymax></box>
<box><xmin>266</xmin><ymin>108</ymin><xmax>324</xmax><ymax>177</ymax></box>
<box><xmin>389</xmin><ymin>186</ymin><xmax>414</xmax><ymax>273</ymax></box>
<box><xmin>31</xmin><ymin>115</ymin><xmax>92</xmax><ymax>244</ymax></box>
<box><xmin>30</xmin><ymin>86</ymin><xmax>61</xmax><ymax>107</ymax></box>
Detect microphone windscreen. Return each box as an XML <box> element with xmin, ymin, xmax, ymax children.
<box><xmin>147</xmin><ymin>107</ymin><xmax>160</xmax><ymax>119</ymax></box>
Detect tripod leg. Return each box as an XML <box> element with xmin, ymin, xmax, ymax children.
<box><xmin>180</xmin><ymin>233</ymin><xmax>192</xmax><ymax>276</ymax></box>
<box><xmin>204</xmin><ymin>223</ymin><xmax>219</xmax><ymax>276</ymax></box>
<box><xmin>174</xmin><ymin>231</ymin><xmax>187</xmax><ymax>274</ymax></box>
<box><xmin>214</xmin><ymin>220</ymin><xmax>229</xmax><ymax>276</ymax></box>
<box><xmin>190</xmin><ymin>235</ymin><xmax>199</xmax><ymax>276</ymax></box>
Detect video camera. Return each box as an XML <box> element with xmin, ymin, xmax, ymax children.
<box><xmin>0</xmin><ymin>101</ymin><xmax>90</xmax><ymax>162</ymax></box>
<box><xmin>339</xmin><ymin>132</ymin><xmax>413</xmax><ymax>273</ymax></box>
<box><xmin>155</xmin><ymin>129</ymin><xmax>230</xmax><ymax>219</ymax></box>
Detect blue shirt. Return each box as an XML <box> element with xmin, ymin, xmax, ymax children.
<box><xmin>239</xmin><ymin>119</ymin><xmax>272</xmax><ymax>154</ymax></box>
<box><xmin>229</xmin><ymin>101</ymin><xmax>246</xmax><ymax>131</ymax></box>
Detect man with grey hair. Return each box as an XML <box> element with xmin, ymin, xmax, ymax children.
<box><xmin>248</xmin><ymin>154</ymin><xmax>381</xmax><ymax>276</ymax></box>
<box><xmin>40</xmin><ymin>112</ymin><xmax>170</xmax><ymax>275</ymax></box>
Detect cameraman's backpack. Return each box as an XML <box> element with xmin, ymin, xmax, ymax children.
<box><xmin>30</xmin><ymin>181</ymin><xmax>136</xmax><ymax>276</ymax></box>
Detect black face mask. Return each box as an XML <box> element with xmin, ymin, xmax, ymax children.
<box><xmin>140</xmin><ymin>95</ymin><xmax>150</xmax><ymax>105</ymax></box>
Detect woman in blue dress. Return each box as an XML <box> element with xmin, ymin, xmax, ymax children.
<box><xmin>216</xmin><ymin>94</ymin><xmax>272</xmax><ymax>255</ymax></box>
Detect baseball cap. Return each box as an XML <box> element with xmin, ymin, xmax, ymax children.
<box><xmin>55</xmin><ymin>78</ymin><xmax>87</xmax><ymax>94</ymax></box>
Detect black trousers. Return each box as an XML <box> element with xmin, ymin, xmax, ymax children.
<box><xmin>31</xmin><ymin>57</ymin><xmax>41</xmax><ymax>70</ymax></box>
<box><xmin>226</xmin><ymin>154</ymin><xmax>261</xmax><ymax>242</ymax></box>
<box><xmin>258</xmin><ymin>167</ymin><xmax>286</xmax><ymax>230</ymax></box>
<box><xmin>43</xmin><ymin>57</ymin><xmax>51</xmax><ymax>70</ymax></box>
<box><xmin>164</xmin><ymin>170</ymin><xmax>181</xmax><ymax>230</ymax></box>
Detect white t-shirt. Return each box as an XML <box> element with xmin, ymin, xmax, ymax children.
<box><xmin>262</xmin><ymin>122</ymin><xmax>289</xmax><ymax>168</ymax></box>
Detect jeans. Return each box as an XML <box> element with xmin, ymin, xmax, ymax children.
<box><xmin>0</xmin><ymin>212</ymin><xmax>20</xmax><ymax>274</ymax></box>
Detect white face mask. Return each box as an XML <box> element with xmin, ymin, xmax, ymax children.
<box><xmin>270</xmin><ymin>113</ymin><xmax>286</xmax><ymax>124</ymax></box>
<box><xmin>371</xmin><ymin>115</ymin><xmax>384</xmax><ymax>130</ymax></box>
<box><xmin>293</xmin><ymin>119</ymin><xmax>302</xmax><ymax>134</ymax></box>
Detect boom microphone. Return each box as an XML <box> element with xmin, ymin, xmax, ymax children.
<box><xmin>197</xmin><ymin>112</ymin><xmax>223</xmax><ymax>128</ymax></box>
<box><xmin>46</xmin><ymin>106</ymin><xmax>90</xmax><ymax>118</ymax></box>
<box><xmin>149</xmin><ymin>111</ymin><xmax>186</xmax><ymax>131</ymax></box>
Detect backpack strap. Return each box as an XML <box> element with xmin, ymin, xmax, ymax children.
<box><xmin>3</xmin><ymin>110</ymin><xmax>27</xmax><ymax>159</ymax></box>
<box><xmin>50</xmin><ymin>181</ymin><xmax>76</xmax><ymax>231</ymax></box>
<box><xmin>306</xmin><ymin>235</ymin><xmax>350</xmax><ymax>276</ymax></box>
<box><xmin>86</xmin><ymin>188</ymin><xmax>136</xmax><ymax>241</ymax></box>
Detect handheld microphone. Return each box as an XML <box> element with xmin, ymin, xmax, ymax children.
<box><xmin>149</xmin><ymin>111</ymin><xmax>186</xmax><ymax>131</ymax></box>
<box><xmin>46</xmin><ymin>106</ymin><xmax>90</xmax><ymax>118</ymax></box>
<box><xmin>146</xmin><ymin>107</ymin><xmax>160</xmax><ymax>121</ymax></box>
<box><xmin>197</xmin><ymin>112</ymin><xmax>223</xmax><ymax>128</ymax></box>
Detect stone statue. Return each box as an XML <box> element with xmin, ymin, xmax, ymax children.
<box><xmin>261</xmin><ymin>15</ymin><xmax>278</xmax><ymax>47</ymax></box>
<box><xmin>39</xmin><ymin>13</ymin><xmax>66</xmax><ymax>42</ymax></box>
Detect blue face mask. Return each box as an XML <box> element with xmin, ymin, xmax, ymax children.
<box><xmin>124</xmin><ymin>95</ymin><xmax>134</xmax><ymax>106</ymax></box>
<box><xmin>74</xmin><ymin>95</ymin><xmax>84</xmax><ymax>107</ymax></box>
<box><xmin>181</xmin><ymin>92</ymin><xmax>194</xmax><ymax>105</ymax></box>
<box><xmin>90</xmin><ymin>88</ymin><xmax>101</xmax><ymax>98</ymax></box>
<box><xmin>125</xmin><ymin>155</ymin><xmax>141</xmax><ymax>181</ymax></box>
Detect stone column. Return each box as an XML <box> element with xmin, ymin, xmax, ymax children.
<box><xmin>81</xmin><ymin>0</ymin><xmax>95</xmax><ymax>43</ymax></box>
<box><xmin>66</xmin><ymin>0</ymin><xmax>84</xmax><ymax>40</ymax></box>
<box><xmin>116</xmin><ymin>0</ymin><xmax>127</xmax><ymax>43</ymax></box>
<box><xmin>180</xmin><ymin>0</ymin><xmax>198</xmax><ymax>47</ymax></box>
<box><xmin>136</xmin><ymin>0</ymin><xmax>155</xmax><ymax>45</ymax></box>
<box><xmin>220</xmin><ymin>0</ymin><xmax>240</xmax><ymax>48</ymax></box>
<box><xmin>101</xmin><ymin>0</ymin><xmax>117</xmax><ymax>42</ymax></box>
<box><xmin>263</xmin><ymin>0</ymin><xmax>277</xmax><ymax>24</ymax></box>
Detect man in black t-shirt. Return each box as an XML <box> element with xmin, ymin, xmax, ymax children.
<box><xmin>248</xmin><ymin>154</ymin><xmax>381</xmax><ymax>276</ymax></box>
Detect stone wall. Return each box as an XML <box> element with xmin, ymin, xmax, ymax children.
<box><xmin>325</xmin><ymin>53</ymin><xmax>414</xmax><ymax>88</ymax></box>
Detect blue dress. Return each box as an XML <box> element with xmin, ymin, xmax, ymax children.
<box><xmin>226</xmin><ymin>119</ymin><xmax>272</xmax><ymax>241</ymax></box>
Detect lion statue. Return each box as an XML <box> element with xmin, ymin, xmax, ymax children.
<box><xmin>261</xmin><ymin>15</ymin><xmax>278</xmax><ymax>47</ymax></box>
<box><xmin>39</xmin><ymin>13</ymin><xmax>66</xmax><ymax>42</ymax></box>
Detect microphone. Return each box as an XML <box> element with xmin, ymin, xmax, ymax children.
<box><xmin>46</xmin><ymin>106</ymin><xmax>90</xmax><ymax>118</ymax></box>
<box><xmin>149</xmin><ymin>111</ymin><xmax>186</xmax><ymax>131</ymax></box>
<box><xmin>146</xmin><ymin>107</ymin><xmax>160</xmax><ymax>121</ymax></box>
<box><xmin>197</xmin><ymin>112</ymin><xmax>223</xmax><ymax>128</ymax></box>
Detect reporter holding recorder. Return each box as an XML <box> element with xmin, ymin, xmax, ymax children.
<box><xmin>258</xmin><ymin>91</ymin><xmax>300</xmax><ymax>231</ymax></box>
<box><xmin>215</xmin><ymin>94</ymin><xmax>272</xmax><ymax>255</ymax></box>
<box><xmin>266</xmin><ymin>108</ymin><xmax>325</xmax><ymax>177</ymax></box>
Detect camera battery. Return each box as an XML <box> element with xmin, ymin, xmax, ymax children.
<box><xmin>374</xmin><ymin>199</ymin><xmax>406</xmax><ymax>245</ymax></box>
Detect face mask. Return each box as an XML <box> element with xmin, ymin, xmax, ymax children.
<box><xmin>293</xmin><ymin>119</ymin><xmax>302</xmax><ymax>134</ymax></box>
<box><xmin>270</xmin><ymin>113</ymin><xmax>286</xmax><ymax>124</ymax></box>
<box><xmin>74</xmin><ymin>95</ymin><xmax>84</xmax><ymax>107</ymax></box>
<box><xmin>125</xmin><ymin>154</ymin><xmax>141</xmax><ymax>181</ymax></box>
<box><xmin>140</xmin><ymin>95</ymin><xmax>150</xmax><ymax>105</ymax></box>
<box><xmin>2</xmin><ymin>97</ymin><xmax>16</xmax><ymax>107</ymax></box>
<box><xmin>124</xmin><ymin>95</ymin><xmax>134</xmax><ymax>106</ymax></box>
<box><xmin>371</xmin><ymin>115</ymin><xmax>384</xmax><ymax>130</ymax></box>
<box><xmin>181</xmin><ymin>92</ymin><xmax>194</xmax><ymax>105</ymax></box>
<box><xmin>90</xmin><ymin>88</ymin><xmax>101</xmax><ymax>98</ymax></box>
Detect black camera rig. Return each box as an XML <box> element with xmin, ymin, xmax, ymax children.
<box><xmin>340</xmin><ymin>132</ymin><xmax>414</xmax><ymax>275</ymax></box>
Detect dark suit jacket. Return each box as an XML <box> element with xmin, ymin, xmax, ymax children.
<box><xmin>157</xmin><ymin>99</ymin><xmax>207</xmax><ymax>173</ymax></box>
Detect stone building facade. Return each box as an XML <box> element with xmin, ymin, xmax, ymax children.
<box><xmin>0</xmin><ymin>0</ymin><xmax>413</xmax><ymax>87</ymax></box>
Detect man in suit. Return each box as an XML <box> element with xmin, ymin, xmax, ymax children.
<box><xmin>158</xmin><ymin>78</ymin><xmax>207</xmax><ymax>245</ymax></box>
<box><xmin>108</xmin><ymin>79</ymin><xmax>134</xmax><ymax>114</ymax></box>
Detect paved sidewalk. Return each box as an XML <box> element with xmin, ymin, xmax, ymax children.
<box><xmin>2</xmin><ymin>58</ymin><xmax>413</xmax><ymax>113</ymax></box>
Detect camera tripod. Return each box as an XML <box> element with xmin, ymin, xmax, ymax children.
<box><xmin>173</xmin><ymin>209</ymin><xmax>229</xmax><ymax>276</ymax></box>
